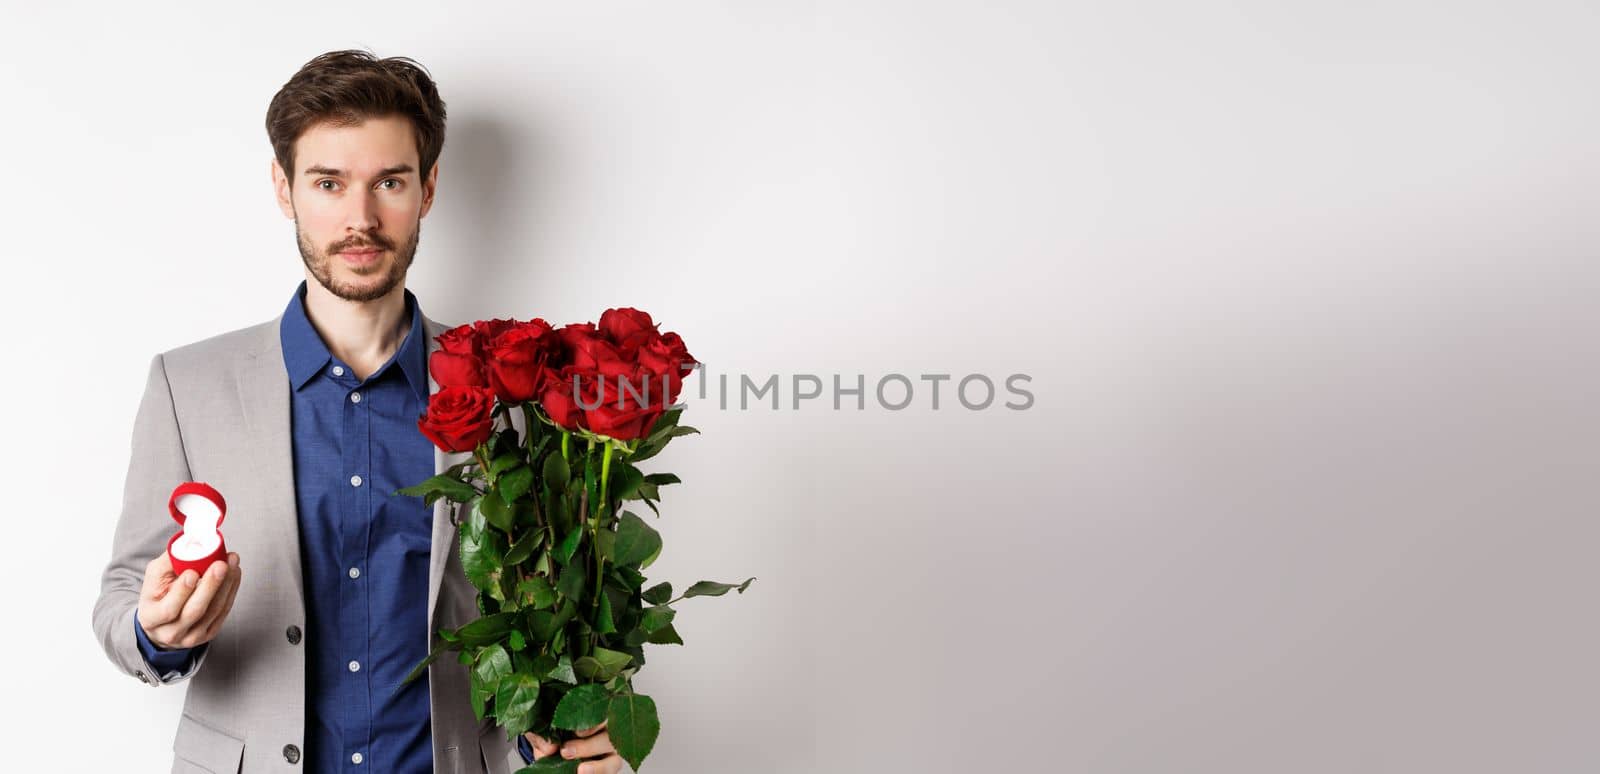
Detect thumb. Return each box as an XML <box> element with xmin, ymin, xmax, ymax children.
<box><xmin>524</xmin><ymin>731</ymin><xmax>558</xmax><ymax>759</ymax></box>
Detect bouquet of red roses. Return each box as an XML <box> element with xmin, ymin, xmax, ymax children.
<box><xmin>396</xmin><ymin>307</ymin><xmax>754</xmax><ymax>773</ymax></box>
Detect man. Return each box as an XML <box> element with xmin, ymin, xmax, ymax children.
<box><xmin>91</xmin><ymin>50</ymin><xmax>622</xmax><ymax>774</ymax></box>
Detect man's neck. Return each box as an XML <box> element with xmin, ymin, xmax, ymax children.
<box><xmin>301</xmin><ymin>276</ymin><xmax>411</xmax><ymax>381</ymax></box>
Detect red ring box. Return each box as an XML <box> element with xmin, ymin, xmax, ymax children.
<box><xmin>167</xmin><ymin>481</ymin><xmax>227</xmax><ymax>578</ymax></box>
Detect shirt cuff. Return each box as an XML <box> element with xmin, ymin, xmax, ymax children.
<box><xmin>133</xmin><ymin>608</ymin><xmax>201</xmax><ymax>680</ymax></box>
<box><xmin>516</xmin><ymin>733</ymin><xmax>534</xmax><ymax>763</ymax></box>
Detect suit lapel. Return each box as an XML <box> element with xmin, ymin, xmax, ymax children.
<box><xmin>422</xmin><ymin>314</ymin><xmax>473</xmax><ymax>630</ymax></box>
<box><xmin>239</xmin><ymin>314</ymin><xmax>304</xmax><ymax>604</ymax></box>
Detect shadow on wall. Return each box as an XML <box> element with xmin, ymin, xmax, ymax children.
<box><xmin>427</xmin><ymin>113</ymin><xmax>551</xmax><ymax>314</ymax></box>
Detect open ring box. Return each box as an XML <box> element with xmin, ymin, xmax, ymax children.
<box><xmin>167</xmin><ymin>481</ymin><xmax>228</xmax><ymax>578</ymax></box>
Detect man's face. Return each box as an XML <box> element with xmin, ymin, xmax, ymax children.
<box><xmin>272</xmin><ymin>114</ymin><xmax>438</xmax><ymax>303</ymax></box>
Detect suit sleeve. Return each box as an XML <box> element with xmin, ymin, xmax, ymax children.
<box><xmin>133</xmin><ymin>607</ymin><xmax>206</xmax><ymax>680</ymax></box>
<box><xmin>90</xmin><ymin>352</ymin><xmax>212</xmax><ymax>687</ymax></box>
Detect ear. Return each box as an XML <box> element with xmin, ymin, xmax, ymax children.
<box><xmin>419</xmin><ymin>162</ymin><xmax>440</xmax><ymax>219</ymax></box>
<box><xmin>271</xmin><ymin>158</ymin><xmax>295</xmax><ymax>219</ymax></box>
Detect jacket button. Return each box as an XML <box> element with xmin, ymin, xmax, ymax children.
<box><xmin>286</xmin><ymin>625</ymin><xmax>302</xmax><ymax>645</ymax></box>
<box><xmin>283</xmin><ymin>744</ymin><xmax>301</xmax><ymax>764</ymax></box>
<box><xmin>135</xmin><ymin>670</ymin><xmax>151</xmax><ymax>685</ymax></box>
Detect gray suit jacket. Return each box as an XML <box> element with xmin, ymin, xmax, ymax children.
<box><xmin>91</xmin><ymin>308</ymin><xmax>527</xmax><ymax>774</ymax></box>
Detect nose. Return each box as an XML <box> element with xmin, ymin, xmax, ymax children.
<box><xmin>345</xmin><ymin>188</ymin><xmax>381</xmax><ymax>234</ymax></box>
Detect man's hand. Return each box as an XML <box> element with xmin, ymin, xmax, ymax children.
<box><xmin>137</xmin><ymin>551</ymin><xmax>242</xmax><ymax>649</ymax></box>
<box><xmin>524</xmin><ymin>721</ymin><xmax>622</xmax><ymax>773</ymax></box>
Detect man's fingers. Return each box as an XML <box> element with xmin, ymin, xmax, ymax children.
<box><xmin>575</xmin><ymin>754</ymin><xmax>624</xmax><ymax>774</ymax></box>
<box><xmin>151</xmin><ymin>568</ymin><xmax>200</xmax><ymax>625</ymax></box>
<box><xmin>142</xmin><ymin>553</ymin><xmax>174</xmax><ymax>598</ymax></box>
<box><xmin>176</xmin><ymin>560</ymin><xmax>229</xmax><ymax>631</ymax></box>
<box><xmin>561</xmin><ymin>722</ymin><xmax>614</xmax><ymax>759</ymax></box>
<box><xmin>195</xmin><ymin>560</ymin><xmax>241</xmax><ymax>639</ymax></box>
<box><xmin>523</xmin><ymin>731</ymin><xmax>559</xmax><ymax>759</ymax></box>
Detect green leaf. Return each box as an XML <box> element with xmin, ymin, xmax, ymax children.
<box><xmin>551</xmin><ymin>683</ymin><xmax>611</xmax><ymax>731</ymax></box>
<box><xmin>504</xmin><ymin>528</ymin><xmax>541</xmax><ymax>565</ymax></box>
<box><xmin>610</xmin><ymin>564</ymin><xmax>646</xmax><ymax>591</ymax></box>
<box><xmin>611</xmin><ymin>512</ymin><xmax>661</xmax><ymax>567</ymax></box>
<box><xmin>543</xmin><ymin>452</ymin><xmax>570</xmax><ymax>489</ymax></box>
<box><xmin>639</xmin><ymin>537</ymin><xmax>663</xmax><ymax>570</ymax></box>
<box><xmin>517</xmin><ymin>575</ymin><xmax>558</xmax><ymax>610</ymax></box>
<box><xmin>456</xmin><ymin>612</ymin><xmax>517</xmax><ymax>646</ymax></box>
<box><xmin>472</xmin><ymin>644</ymin><xmax>513</xmax><ymax>719</ymax></box>
<box><xmin>668</xmin><ymin>425</ymin><xmax>699</xmax><ymax>438</ymax></box>
<box><xmin>639</xmin><ymin>605</ymin><xmax>675</xmax><ymax>633</ymax></box>
<box><xmin>515</xmin><ymin>758</ymin><xmax>579</xmax><ymax>773</ymax></box>
<box><xmin>682</xmin><ymin>577</ymin><xmax>756</xmax><ymax>599</ymax></box>
<box><xmin>627</xmin><ymin>439</ymin><xmax>665</xmax><ymax>464</ymax></box>
<box><xmin>508</xmin><ymin>630</ymin><xmax>526</xmax><ymax>652</ymax></box>
<box><xmin>642</xmin><ymin>582</ymin><xmax>671</xmax><ymax>605</ymax></box>
<box><xmin>459</xmin><ymin>515</ymin><xmax>505</xmax><ymax>593</ymax></box>
<box><xmin>645</xmin><ymin>624</ymin><xmax>683</xmax><ymax>645</ymax></box>
<box><xmin>647</xmin><ymin>408</ymin><xmax>683</xmax><ymax>436</ymax></box>
<box><xmin>500</xmin><ymin>465</ymin><xmax>535</xmax><ymax>505</ymax></box>
<box><xmin>555</xmin><ymin>564</ymin><xmax>585</xmax><ymax>602</ymax></box>
<box><xmin>399</xmin><ymin>632</ymin><xmax>459</xmax><ymax>687</ymax></box>
<box><xmin>489</xmin><ymin>453</ymin><xmax>523</xmax><ymax>479</ymax></box>
<box><xmin>607</xmin><ymin>692</ymin><xmax>660</xmax><ymax>772</ymax></box>
<box><xmin>613</xmin><ymin>464</ymin><xmax>645</xmax><ymax>501</ymax></box>
<box><xmin>573</xmin><ymin>647</ymin><xmax>633</xmax><ymax>681</ymax></box>
<box><xmin>549</xmin><ymin>654</ymin><xmax>578</xmax><ymax>684</ymax></box>
<box><xmin>494</xmin><ymin>672</ymin><xmax>542</xmax><ymax>737</ymax></box>
<box><xmin>641</xmin><ymin>473</ymin><xmax>680</xmax><ymax>487</ymax></box>
<box><xmin>553</xmin><ymin>525</ymin><xmax>584</xmax><ymax>566</ymax></box>
<box><xmin>595</xmin><ymin>586</ymin><xmax>616</xmax><ymax>635</ymax></box>
<box><xmin>394</xmin><ymin>473</ymin><xmax>478</xmax><ymax>503</ymax></box>
<box><xmin>480</xmin><ymin>490</ymin><xmax>515</xmax><ymax>533</ymax></box>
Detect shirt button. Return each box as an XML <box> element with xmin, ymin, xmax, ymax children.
<box><xmin>350</xmin><ymin>474</ymin><xmax>363</xmax><ymax>487</ymax></box>
<box><xmin>348</xmin><ymin>660</ymin><xmax>361</xmax><ymax>673</ymax></box>
<box><xmin>351</xmin><ymin>752</ymin><xmax>364</xmax><ymax>764</ymax></box>
<box><xmin>351</xmin><ymin>391</ymin><xmax>362</xmax><ymax>403</ymax></box>
<box><xmin>332</xmin><ymin>365</ymin><xmax>345</xmax><ymax>376</ymax></box>
<box><xmin>348</xmin><ymin>567</ymin><xmax>361</xmax><ymax>579</ymax></box>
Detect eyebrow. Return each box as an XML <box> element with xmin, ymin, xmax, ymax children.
<box><xmin>302</xmin><ymin>163</ymin><xmax>416</xmax><ymax>179</ymax></box>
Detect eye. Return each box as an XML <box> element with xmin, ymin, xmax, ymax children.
<box><xmin>378</xmin><ymin>178</ymin><xmax>402</xmax><ymax>190</ymax></box>
<box><xmin>317</xmin><ymin>179</ymin><xmax>340</xmax><ymax>192</ymax></box>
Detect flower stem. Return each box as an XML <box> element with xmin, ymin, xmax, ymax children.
<box><xmin>591</xmin><ymin>439</ymin><xmax>614</xmax><ymax>616</ymax></box>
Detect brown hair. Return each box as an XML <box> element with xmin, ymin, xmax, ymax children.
<box><xmin>265</xmin><ymin>49</ymin><xmax>447</xmax><ymax>183</ymax></box>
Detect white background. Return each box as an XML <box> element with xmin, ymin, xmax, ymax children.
<box><xmin>2</xmin><ymin>1</ymin><xmax>1597</xmax><ymax>772</ymax></box>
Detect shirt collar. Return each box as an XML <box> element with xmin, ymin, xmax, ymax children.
<box><xmin>279</xmin><ymin>279</ymin><xmax>430</xmax><ymax>402</ymax></box>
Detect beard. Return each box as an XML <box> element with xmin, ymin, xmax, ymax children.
<box><xmin>297</xmin><ymin>218</ymin><xmax>420</xmax><ymax>303</ymax></box>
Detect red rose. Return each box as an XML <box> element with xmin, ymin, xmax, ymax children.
<box><xmin>599</xmin><ymin>307</ymin><xmax>658</xmax><ymax>359</ymax></box>
<box><xmin>541</xmin><ymin>366</ymin><xmax>593</xmax><ymax>431</ymax></box>
<box><xmin>637</xmin><ymin>331</ymin><xmax>697</xmax><ymax>405</ymax></box>
<box><xmin>558</xmin><ymin>322</ymin><xmax>623</xmax><ymax>371</ymax></box>
<box><xmin>472</xmin><ymin>318</ymin><xmax>517</xmax><ymax>354</ymax></box>
<box><xmin>580</xmin><ymin>359</ymin><xmax>663</xmax><ymax>441</ymax></box>
<box><xmin>486</xmin><ymin>319</ymin><xmax>557</xmax><ymax>403</ymax></box>
<box><xmin>429</xmin><ymin>350</ymin><xmax>487</xmax><ymax>388</ymax></box>
<box><xmin>417</xmin><ymin>385</ymin><xmax>496</xmax><ymax>452</ymax></box>
<box><xmin>436</xmin><ymin>323</ymin><xmax>478</xmax><ymax>356</ymax></box>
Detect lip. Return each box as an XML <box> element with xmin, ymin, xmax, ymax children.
<box><xmin>339</xmin><ymin>248</ymin><xmax>384</xmax><ymax>264</ymax></box>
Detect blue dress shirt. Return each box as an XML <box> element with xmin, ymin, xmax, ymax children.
<box><xmin>134</xmin><ymin>280</ymin><xmax>537</xmax><ymax>770</ymax></box>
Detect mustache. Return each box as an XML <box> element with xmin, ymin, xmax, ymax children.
<box><xmin>329</xmin><ymin>234</ymin><xmax>395</xmax><ymax>253</ymax></box>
